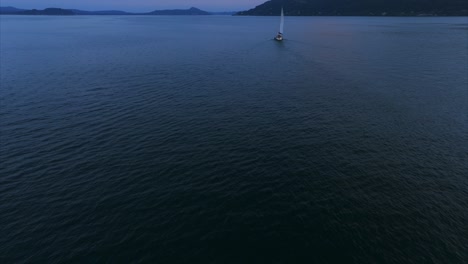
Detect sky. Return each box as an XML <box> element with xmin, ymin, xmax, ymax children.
<box><xmin>1</xmin><ymin>0</ymin><xmax>266</xmax><ymax>12</ymax></box>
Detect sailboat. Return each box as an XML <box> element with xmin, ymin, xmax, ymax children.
<box><xmin>274</xmin><ymin>7</ymin><xmax>284</xmax><ymax>41</ymax></box>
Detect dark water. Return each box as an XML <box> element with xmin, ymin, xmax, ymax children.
<box><xmin>1</xmin><ymin>15</ymin><xmax>467</xmax><ymax>263</ymax></box>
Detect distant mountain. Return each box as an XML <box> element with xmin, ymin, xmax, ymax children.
<box><xmin>0</xmin><ymin>7</ymin><xmax>74</xmax><ymax>15</ymax></box>
<box><xmin>0</xmin><ymin>6</ymin><xmax>212</xmax><ymax>16</ymax></box>
<box><xmin>146</xmin><ymin>7</ymin><xmax>210</xmax><ymax>15</ymax></box>
<box><xmin>0</xmin><ymin>6</ymin><xmax>26</xmax><ymax>14</ymax></box>
<box><xmin>18</xmin><ymin>8</ymin><xmax>74</xmax><ymax>15</ymax></box>
<box><xmin>0</xmin><ymin>7</ymin><xmax>132</xmax><ymax>15</ymax></box>
<box><xmin>236</xmin><ymin>0</ymin><xmax>468</xmax><ymax>16</ymax></box>
<box><xmin>70</xmin><ymin>9</ymin><xmax>132</xmax><ymax>15</ymax></box>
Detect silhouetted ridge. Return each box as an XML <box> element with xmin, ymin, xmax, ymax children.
<box><xmin>146</xmin><ymin>7</ymin><xmax>210</xmax><ymax>15</ymax></box>
<box><xmin>0</xmin><ymin>6</ymin><xmax>212</xmax><ymax>15</ymax></box>
<box><xmin>236</xmin><ymin>0</ymin><xmax>468</xmax><ymax>16</ymax></box>
<box><xmin>8</xmin><ymin>8</ymin><xmax>75</xmax><ymax>15</ymax></box>
<box><xmin>0</xmin><ymin>6</ymin><xmax>26</xmax><ymax>13</ymax></box>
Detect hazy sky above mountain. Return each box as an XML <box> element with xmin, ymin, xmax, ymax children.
<box><xmin>1</xmin><ymin>0</ymin><xmax>265</xmax><ymax>11</ymax></box>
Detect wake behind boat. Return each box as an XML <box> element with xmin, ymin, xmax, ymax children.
<box><xmin>275</xmin><ymin>7</ymin><xmax>284</xmax><ymax>41</ymax></box>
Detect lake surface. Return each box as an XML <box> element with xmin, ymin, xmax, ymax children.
<box><xmin>1</xmin><ymin>15</ymin><xmax>467</xmax><ymax>263</ymax></box>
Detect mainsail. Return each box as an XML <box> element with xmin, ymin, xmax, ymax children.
<box><xmin>279</xmin><ymin>7</ymin><xmax>284</xmax><ymax>34</ymax></box>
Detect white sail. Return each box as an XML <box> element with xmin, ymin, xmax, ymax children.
<box><xmin>279</xmin><ymin>7</ymin><xmax>284</xmax><ymax>34</ymax></box>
